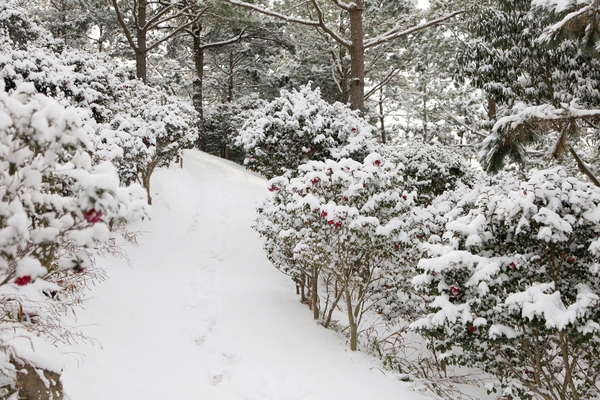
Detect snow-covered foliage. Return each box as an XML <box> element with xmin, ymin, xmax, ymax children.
<box><xmin>237</xmin><ymin>84</ymin><xmax>375</xmax><ymax>178</ymax></box>
<box><xmin>255</xmin><ymin>144</ymin><xmax>474</xmax><ymax>351</ymax></box>
<box><xmin>411</xmin><ymin>168</ymin><xmax>600</xmax><ymax>399</ymax></box>
<box><xmin>0</xmin><ymin>81</ymin><xmax>149</xmax><ymax>394</ymax></box>
<box><xmin>0</xmin><ymin>3</ymin><xmax>198</xmax><ymax>200</ymax></box>
<box><xmin>97</xmin><ymin>81</ymin><xmax>198</xmax><ymax>202</ymax></box>
<box><xmin>458</xmin><ymin>0</ymin><xmax>600</xmax><ymax>176</ymax></box>
<box><xmin>203</xmin><ymin>94</ymin><xmax>267</xmax><ymax>164</ymax></box>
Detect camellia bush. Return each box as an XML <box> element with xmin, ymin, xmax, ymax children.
<box><xmin>0</xmin><ymin>81</ymin><xmax>149</xmax><ymax>396</ymax></box>
<box><xmin>411</xmin><ymin>167</ymin><xmax>600</xmax><ymax>399</ymax></box>
<box><xmin>237</xmin><ymin>84</ymin><xmax>375</xmax><ymax>178</ymax></box>
<box><xmin>0</xmin><ymin>4</ymin><xmax>198</xmax><ymax>204</ymax></box>
<box><xmin>255</xmin><ymin>153</ymin><xmax>414</xmax><ymax>350</ymax></box>
<box><xmin>255</xmin><ymin>144</ymin><xmax>476</xmax><ymax>353</ymax></box>
<box><xmin>97</xmin><ymin>81</ymin><xmax>198</xmax><ymax>204</ymax></box>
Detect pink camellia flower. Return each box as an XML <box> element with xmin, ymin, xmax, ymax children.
<box><xmin>15</xmin><ymin>276</ymin><xmax>32</xmax><ymax>286</ymax></box>
<box><xmin>84</xmin><ymin>208</ymin><xmax>103</xmax><ymax>223</ymax></box>
<box><xmin>449</xmin><ymin>285</ymin><xmax>460</xmax><ymax>297</ymax></box>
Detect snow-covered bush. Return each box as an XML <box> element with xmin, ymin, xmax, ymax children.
<box><xmin>256</xmin><ymin>154</ymin><xmax>413</xmax><ymax>350</ymax></box>
<box><xmin>382</xmin><ymin>143</ymin><xmax>476</xmax><ymax>206</ymax></box>
<box><xmin>255</xmin><ymin>144</ymin><xmax>475</xmax><ymax>352</ymax></box>
<box><xmin>237</xmin><ymin>84</ymin><xmax>375</xmax><ymax>178</ymax></box>
<box><xmin>203</xmin><ymin>94</ymin><xmax>266</xmax><ymax>164</ymax></box>
<box><xmin>0</xmin><ymin>81</ymin><xmax>149</xmax><ymax>395</ymax></box>
<box><xmin>97</xmin><ymin>81</ymin><xmax>198</xmax><ymax>203</ymax></box>
<box><xmin>1</xmin><ymin>4</ymin><xmax>198</xmax><ymax>203</ymax></box>
<box><xmin>412</xmin><ymin>168</ymin><xmax>600</xmax><ymax>399</ymax></box>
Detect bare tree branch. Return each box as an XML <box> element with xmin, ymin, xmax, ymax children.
<box><xmin>111</xmin><ymin>0</ymin><xmax>138</xmax><ymax>50</ymax></box>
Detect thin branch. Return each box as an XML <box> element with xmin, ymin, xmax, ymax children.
<box><xmin>111</xmin><ymin>0</ymin><xmax>138</xmax><ymax>50</ymax></box>
<box><xmin>365</xmin><ymin>10</ymin><xmax>465</xmax><ymax>48</ymax></box>
<box><xmin>146</xmin><ymin>16</ymin><xmax>203</xmax><ymax>52</ymax></box>
<box><xmin>224</xmin><ymin>0</ymin><xmax>351</xmax><ymax>47</ymax></box>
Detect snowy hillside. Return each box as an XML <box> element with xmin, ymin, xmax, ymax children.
<box><xmin>59</xmin><ymin>150</ymin><xmax>430</xmax><ymax>400</ymax></box>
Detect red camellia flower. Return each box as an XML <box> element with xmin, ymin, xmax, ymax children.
<box><xmin>467</xmin><ymin>326</ymin><xmax>476</xmax><ymax>333</ymax></box>
<box><xmin>311</xmin><ymin>178</ymin><xmax>319</xmax><ymax>185</ymax></box>
<box><xmin>306</xmin><ymin>149</ymin><xmax>311</xmax><ymax>154</ymax></box>
<box><xmin>335</xmin><ymin>221</ymin><xmax>342</xmax><ymax>228</ymax></box>
<box><xmin>351</xmin><ymin>127</ymin><xmax>357</xmax><ymax>132</ymax></box>
<box><xmin>449</xmin><ymin>285</ymin><xmax>460</xmax><ymax>297</ymax></box>
<box><xmin>328</xmin><ymin>220</ymin><xmax>335</xmax><ymax>225</ymax></box>
<box><xmin>374</xmin><ymin>160</ymin><xmax>381</xmax><ymax>166</ymax></box>
<box><xmin>394</xmin><ymin>243</ymin><xmax>400</xmax><ymax>250</ymax></box>
<box><xmin>523</xmin><ymin>190</ymin><xmax>527</xmax><ymax>196</ymax></box>
<box><xmin>15</xmin><ymin>276</ymin><xmax>32</xmax><ymax>286</ymax></box>
<box><xmin>320</xmin><ymin>211</ymin><xmax>328</xmax><ymax>218</ymax></box>
<box><xmin>84</xmin><ymin>208</ymin><xmax>102</xmax><ymax>223</ymax></box>
<box><xmin>509</xmin><ymin>262</ymin><xmax>517</xmax><ymax>270</ymax></box>
<box><xmin>402</xmin><ymin>195</ymin><xmax>407</xmax><ymax>200</ymax></box>
<box><xmin>268</xmin><ymin>186</ymin><xmax>279</xmax><ymax>192</ymax></box>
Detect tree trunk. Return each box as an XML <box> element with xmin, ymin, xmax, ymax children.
<box><xmin>343</xmin><ymin>279</ymin><xmax>358</xmax><ymax>351</ymax></box>
<box><xmin>311</xmin><ymin>265</ymin><xmax>319</xmax><ymax>320</ymax></box>
<box><xmin>192</xmin><ymin>24</ymin><xmax>206</xmax><ymax>150</ymax></box>
<box><xmin>227</xmin><ymin>52</ymin><xmax>234</xmax><ymax>103</ymax></box>
<box><xmin>487</xmin><ymin>97</ymin><xmax>496</xmax><ymax>120</ymax></box>
<box><xmin>348</xmin><ymin>1</ymin><xmax>365</xmax><ymax>112</ymax></box>
<box><xmin>379</xmin><ymin>87</ymin><xmax>386</xmax><ymax>144</ymax></box>
<box><xmin>136</xmin><ymin>0</ymin><xmax>148</xmax><ymax>83</ymax></box>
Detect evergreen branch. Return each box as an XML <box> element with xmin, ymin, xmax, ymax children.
<box><xmin>364</xmin><ymin>10</ymin><xmax>465</xmax><ymax>49</ymax></box>
<box><xmin>111</xmin><ymin>0</ymin><xmax>138</xmax><ymax>51</ymax></box>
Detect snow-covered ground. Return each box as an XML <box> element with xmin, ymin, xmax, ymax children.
<box><xmin>59</xmin><ymin>150</ymin><xmax>431</xmax><ymax>400</ymax></box>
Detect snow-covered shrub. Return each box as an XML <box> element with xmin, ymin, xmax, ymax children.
<box><xmin>256</xmin><ymin>154</ymin><xmax>418</xmax><ymax>350</ymax></box>
<box><xmin>97</xmin><ymin>81</ymin><xmax>198</xmax><ymax>203</ymax></box>
<box><xmin>0</xmin><ymin>4</ymin><xmax>198</xmax><ymax>203</ymax></box>
<box><xmin>412</xmin><ymin>168</ymin><xmax>600</xmax><ymax>399</ymax></box>
<box><xmin>203</xmin><ymin>94</ymin><xmax>266</xmax><ymax>164</ymax></box>
<box><xmin>0</xmin><ymin>81</ymin><xmax>149</xmax><ymax>395</ymax></box>
<box><xmin>237</xmin><ymin>84</ymin><xmax>375</xmax><ymax>178</ymax></box>
<box><xmin>382</xmin><ymin>143</ymin><xmax>476</xmax><ymax>206</ymax></box>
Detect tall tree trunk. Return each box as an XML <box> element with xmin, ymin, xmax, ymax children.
<box><xmin>348</xmin><ymin>1</ymin><xmax>365</xmax><ymax>112</ymax></box>
<box><xmin>136</xmin><ymin>0</ymin><xmax>148</xmax><ymax>83</ymax></box>
<box><xmin>379</xmin><ymin>87</ymin><xmax>386</xmax><ymax>144</ymax></box>
<box><xmin>192</xmin><ymin>24</ymin><xmax>206</xmax><ymax>150</ymax></box>
<box><xmin>487</xmin><ymin>97</ymin><xmax>496</xmax><ymax>120</ymax></box>
<box><xmin>227</xmin><ymin>52</ymin><xmax>234</xmax><ymax>103</ymax></box>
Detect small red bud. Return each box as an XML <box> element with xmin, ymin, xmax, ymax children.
<box><xmin>15</xmin><ymin>276</ymin><xmax>32</xmax><ymax>286</ymax></box>
<box><xmin>509</xmin><ymin>262</ymin><xmax>517</xmax><ymax>270</ymax></box>
<box><xmin>449</xmin><ymin>285</ymin><xmax>460</xmax><ymax>297</ymax></box>
<box><xmin>467</xmin><ymin>326</ymin><xmax>476</xmax><ymax>333</ymax></box>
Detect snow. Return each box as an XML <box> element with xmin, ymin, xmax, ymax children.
<box><xmin>59</xmin><ymin>150</ymin><xmax>428</xmax><ymax>400</ymax></box>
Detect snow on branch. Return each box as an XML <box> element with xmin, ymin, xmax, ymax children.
<box><xmin>364</xmin><ymin>10</ymin><xmax>465</xmax><ymax>48</ymax></box>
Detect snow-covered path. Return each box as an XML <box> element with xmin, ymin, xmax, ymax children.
<box><xmin>60</xmin><ymin>150</ymin><xmax>427</xmax><ymax>400</ymax></box>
